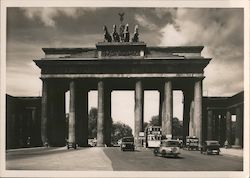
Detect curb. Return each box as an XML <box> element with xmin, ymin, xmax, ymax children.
<box><xmin>6</xmin><ymin>146</ymin><xmax>66</xmax><ymax>153</ymax></box>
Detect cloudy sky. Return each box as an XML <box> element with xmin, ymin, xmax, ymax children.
<box><xmin>6</xmin><ymin>7</ymin><xmax>244</xmax><ymax>130</ymax></box>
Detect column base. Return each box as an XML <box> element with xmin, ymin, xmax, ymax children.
<box><xmin>67</xmin><ymin>142</ymin><xmax>77</xmax><ymax>149</ymax></box>
<box><xmin>234</xmin><ymin>138</ymin><xmax>240</xmax><ymax>147</ymax></box>
<box><xmin>97</xmin><ymin>143</ymin><xmax>105</xmax><ymax>147</ymax></box>
<box><xmin>43</xmin><ymin>142</ymin><xmax>49</xmax><ymax>147</ymax></box>
<box><xmin>78</xmin><ymin>143</ymin><xmax>89</xmax><ymax>147</ymax></box>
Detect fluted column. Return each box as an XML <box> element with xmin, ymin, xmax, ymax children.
<box><xmin>226</xmin><ymin>111</ymin><xmax>232</xmax><ymax>145</ymax></box>
<box><xmin>162</xmin><ymin>80</ymin><xmax>173</xmax><ymax>138</ymax></box>
<box><xmin>104</xmin><ymin>89</ymin><xmax>112</xmax><ymax>146</ymax></box>
<box><xmin>182</xmin><ymin>90</ymin><xmax>192</xmax><ymax>145</ymax></box>
<box><xmin>41</xmin><ymin>80</ymin><xmax>48</xmax><ymax>146</ymax></box>
<box><xmin>97</xmin><ymin>80</ymin><xmax>105</xmax><ymax>146</ymax></box>
<box><xmin>76</xmin><ymin>85</ymin><xmax>88</xmax><ymax>147</ymax></box>
<box><xmin>189</xmin><ymin>101</ymin><xmax>195</xmax><ymax>136</ymax></box>
<box><xmin>134</xmin><ymin>80</ymin><xmax>144</xmax><ymax>147</ymax></box>
<box><xmin>50</xmin><ymin>85</ymin><xmax>66</xmax><ymax>146</ymax></box>
<box><xmin>159</xmin><ymin>89</ymin><xmax>163</xmax><ymax>126</ymax></box>
<box><xmin>207</xmin><ymin>110</ymin><xmax>213</xmax><ymax>140</ymax></box>
<box><xmin>235</xmin><ymin>106</ymin><xmax>243</xmax><ymax>147</ymax></box>
<box><xmin>68</xmin><ymin>80</ymin><xmax>76</xmax><ymax>146</ymax></box>
<box><xmin>194</xmin><ymin>80</ymin><xmax>203</xmax><ymax>147</ymax></box>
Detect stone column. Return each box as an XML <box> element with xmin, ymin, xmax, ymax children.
<box><xmin>97</xmin><ymin>80</ymin><xmax>105</xmax><ymax>146</ymax></box>
<box><xmin>41</xmin><ymin>80</ymin><xmax>48</xmax><ymax>146</ymax></box>
<box><xmin>214</xmin><ymin>113</ymin><xmax>219</xmax><ymax>141</ymax></box>
<box><xmin>226</xmin><ymin>111</ymin><xmax>232</xmax><ymax>145</ymax></box>
<box><xmin>75</xmin><ymin>85</ymin><xmax>89</xmax><ymax>147</ymax></box>
<box><xmin>68</xmin><ymin>80</ymin><xmax>76</xmax><ymax>146</ymax></box>
<box><xmin>104</xmin><ymin>89</ymin><xmax>112</xmax><ymax>146</ymax></box>
<box><xmin>134</xmin><ymin>80</ymin><xmax>144</xmax><ymax>147</ymax></box>
<box><xmin>162</xmin><ymin>80</ymin><xmax>173</xmax><ymax>138</ymax></box>
<box><xmin>193</xmin><ymin>80</ymin><xmax>203</xmax><ymax>147</ymax></box>
<box><xmin>207</xmin><ymin>110</ymin><xmax>213</xmax><ymax>140</ymax></box>
<box><xmin>158</xmin><ymin>89</ymin><xmax>163</xmax><ymax>126</ymax></box>
<box><xmin>235</xmin><ymin>106</ymin><xmax>243</xmax><ymax>147</ymax></box>
<box><xmin>189</xmin><ymin>101</ymin><xmax>195</xmax><ymax>136</ymax></box>
<box><xmin>49</xmin><ymin>84</ymin><xmax>66</xmax><ymax>146</ymax></box>
<box><xmin>182</xmin><ymin>90</ymin><xmax>192</xmax><ymax>145</ymax></box>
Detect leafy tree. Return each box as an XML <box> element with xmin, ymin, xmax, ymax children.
<box><xmin>172</xmin><ymin>117</ymin><xmax>183</xmax><ymax>137</ymax></box>
<box><xmin>143</xmin><ymin>122</ymin><xmax>149</xmax><ymax>130</ymax></box>
<box><xmin>149</xmin><ymin>115</ymin><xmax>183</xmax><ymax>137</ymax></box>
<box><xmin>88</xmin><ymin>107</ymin><xmax>133</xmax><ymax>143</ymax></box>
<box><xmin>149</xmin><ymin>115</ymin><xmax>160</xmax><ymax>126</ymax></box>
<box><xmin>88</xmin><ymin>107</ymin><xmax>97</xmax><ymax>138</ymax></box>
<box><xmin>111</xmin><ymin>121</ymin><xmax>133</xmax><ymax>143</ymax></box>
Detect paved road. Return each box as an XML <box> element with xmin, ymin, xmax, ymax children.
<box><xmin>6</xmin><ymin>147</ymin><xmax>242</xmax><ymax>171</ymax></box>
<box><xmin>103</xmin><ymin>147</ymin><xmax>243</xmax><ymax>171</ymax></box>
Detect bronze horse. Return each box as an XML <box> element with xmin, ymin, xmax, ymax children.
<box><xmin>103</xmin><ymin>25</ymin><xmax>112</xmax><ymax>42</ymax></box>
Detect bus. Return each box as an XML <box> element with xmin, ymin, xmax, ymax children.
<box><xmin>145</xmin><ymin>126</ymin><xmax>162</xmax><ymax>148</ymax></box>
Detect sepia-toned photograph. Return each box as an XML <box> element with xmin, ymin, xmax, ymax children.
<box><xmin>0</xmin><ymin>1</ymin><xmax>249</xmax><ymax>178</ymax></box>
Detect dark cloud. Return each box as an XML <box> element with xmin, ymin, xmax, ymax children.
<box><xmin>6</xmin><ymin>7</ymin><xmax>244</xmax><ymax>97</ymax></box>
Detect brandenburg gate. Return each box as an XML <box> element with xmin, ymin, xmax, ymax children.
<box><xmin>34</xmin><ymin>22</ymin><xmax>211</xmax><ymax>148</ymax></box>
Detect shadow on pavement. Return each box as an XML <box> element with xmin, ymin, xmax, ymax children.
<box><xmin>6</xmin><ymin>147</ymin><xmax>89</xmax><ymax>160</ymax></box>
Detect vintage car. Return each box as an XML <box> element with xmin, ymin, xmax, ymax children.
<box><xmin>185</xmin><ymin>136</ymin><xmax>199</xmax><ymax>150</ymax></box>
<box><xmin>120</xmin><ymin>137</ymin><xmax>135</xmax><ymax>151</ymax></box>
<box><xmin>153</xmin><ymin>139</ymin><xmax>181</xmax><ymax>158</ymax></box>
<box><xmin>117</xmin><ymin>139</ymin><xmax>122</xmax><ymax>146</ymax></box>
<box><xmin>200</xmin><ymin>140</ymin><xmax>220</xmax><ymax>155</ymax></box>
<box><xmin>88</xmin><ymin>138</ymin><xmax>97</xmax><ymax>147</ymax></box>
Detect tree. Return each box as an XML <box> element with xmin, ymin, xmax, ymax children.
<box><xmin>88</xmin><ymin>107</ymin><xmax>97</xmax><ymax>138</ymax></box>
<box><xmin>148</xmin><ymin>115</ymin><xmax>183</xmax><ymax>137</ymax></box>
<box><xmin>172</xmin><ymin>117</ymin><xmax>183</xmax><ymax>137</ymax></box>
<box><xmin>111</xmin><ymin>122</ymin><xmax>133</xmax><ymax>143</ymax></box>
<box><xmin>88</xmin><ymin>107</ymin><xmax>133</xmax><ymax>144</ymax></box>
<box><xmin>143</xmin><ymin>122</ymin><xmax>149</xmax><ymax>130</ymax></box>
<box><xmin>149</xmin><ymin>115</ymin><xmax>160</xmax><ymax>126</ymax></box>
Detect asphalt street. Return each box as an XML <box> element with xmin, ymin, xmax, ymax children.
<box><xmin>103</xmin><ymin>147</ymin><xmax>243</xmax><ymax>171</ymax></box>
<box><xmin>6</xmin><ymin>147</ymin><xmax>243</xmax><ymax>171</ymax></box>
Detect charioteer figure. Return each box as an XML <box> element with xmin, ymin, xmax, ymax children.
<box><xmin>132</xmin><ymin>25</ymin><xmax>139</xmax><ymax>42</ymax></box>
<box><xmin>103</xmin><ymin>25</ymin><xmax>112</xmax><ymax>42</ymax></box>
<box><xmin>112</xmin><ymin>24</ymin><xmax>120</xmax><ymax>42</ymax></box>
<box><xmin>123</xmin><ymin>24</ymin><xmax>130</xmax><ymax>42</ymax></box>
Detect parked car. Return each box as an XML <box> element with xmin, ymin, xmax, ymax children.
<box><xmin>88</xmin><ymin>138</ymin><xmax>97</xmax><ymax>147</ymax></box>
<box><xmin>185</xmin><ymin>136</ymin><xmax>199</xmax><ymax>150</ymax></box>
<box><xmin>200</xmin><ymin>140</ymin><xmax>220</xmax><ymax>155</ymax></box>
<box><xmin>153</xmin><ymin>139</ymin><xmax>181</xmax><ymax>158</ymax></box>
<box><xmin>117</xmin><ymin>139</ymin><xmax>122</xmax><ymax>146</ymax></box>
<box><xmin>120</xmin><ymin>137</ymin><xmax>135</xmax><ymax>151</ymax></box>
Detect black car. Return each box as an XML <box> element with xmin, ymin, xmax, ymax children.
<box><xmin>120</xmin><ymin>137</ymin><xmax>135</xmax><ymax>151</ymax></box>
<box><xmin>200</xmin><ymin>140</ymin><xmax>220</xmax><ymax>155</ymax></box>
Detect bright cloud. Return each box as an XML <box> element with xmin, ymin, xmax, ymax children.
<box><xmin>20</xmin><ymin>7</ymin><xmax>92</xmax><ymax>27</ymax></box>
<box><xmin>159</xmin><ymin>8</ymin><xmax>244</xmax><ymax>96</ymax></box>
<box><xmin>134</xmin><ymin>14</ymin><xmax>158</xmax><ymax>30</ymax></box>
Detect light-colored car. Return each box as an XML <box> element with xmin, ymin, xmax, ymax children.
<box><xmin>117</xmin><ymin>139</ymin><xmax>122</xmax><ymax>146</ymax></box>
<box><xmin>153</xmin><ymin>139</ymin><xmax>181</xmax><ymax>158</ymax></box>
<box><xmin>88</xmin><ymin>138</ymin><xmax>97</xmax><ymax>147</ymax></box>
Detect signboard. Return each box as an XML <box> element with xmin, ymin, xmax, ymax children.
<box><xmin>166</xmin><ymin>134</ymin><xmax>172</xmax><ymax>139</ymax></box>
<box><xmin>139</xmin><ymin>132</ymin><xmax>145</xmax><ymax>137</ymax></box>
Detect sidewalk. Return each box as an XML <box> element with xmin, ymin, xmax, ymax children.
<box><xmin>6</xmin><ymin>147</ymin><xmax>113</xmax><ymax>170</ymax></box>
<box><xmin>220</xmin><ymin>148</ymin><xmax>243</xmax><ymax>158</ymax></box>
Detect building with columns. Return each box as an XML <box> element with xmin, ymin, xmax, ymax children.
<box><xmin>33</xmin><ymin>40</ymin><xmax>211</xmax><ymax>148</ymax></box>
<box><xmin>203</xmin><ymin>91</ymin><xmax>244</xmax><ymax>148</ymax></box>
<box><xmin>6</xmin><ymin>95</ymin><xmax>42</xmax><ymax>149</ymax></box>
<box><xmin>6</xmin><ymin>91</ymin><xmax>244</xmax><ymax>149</ymax></box>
